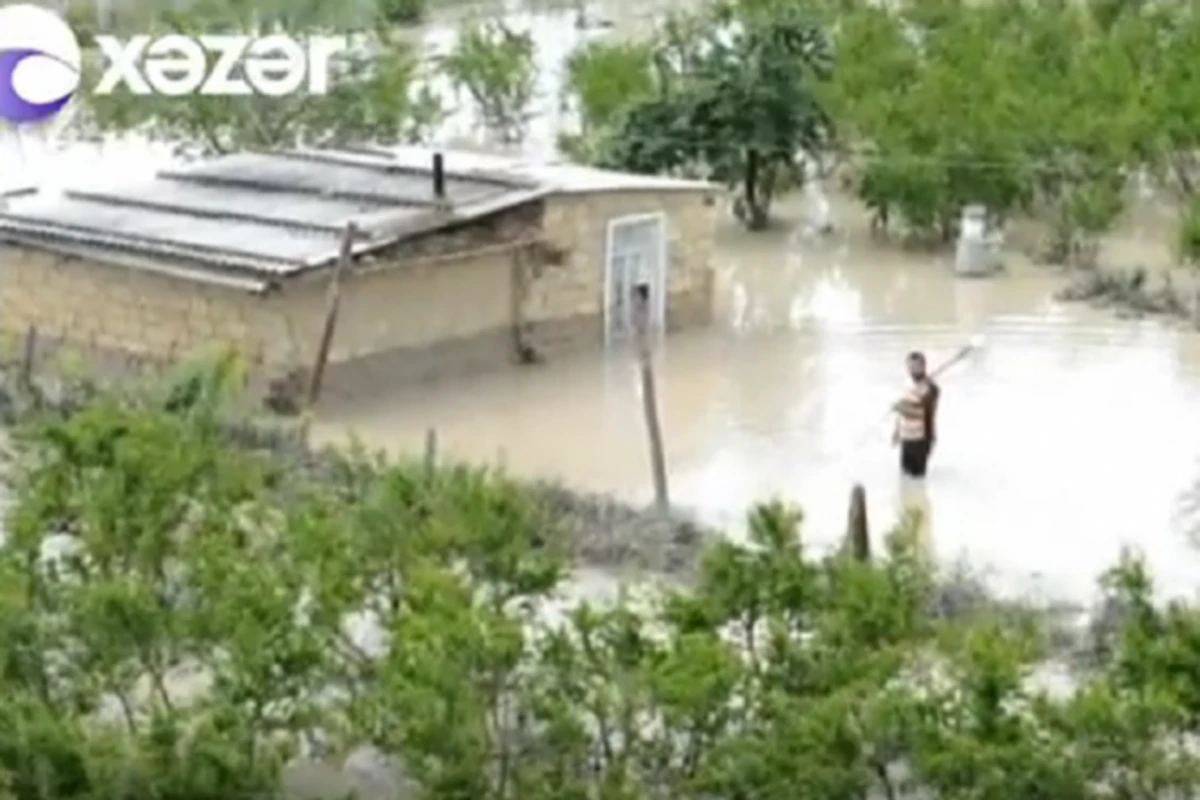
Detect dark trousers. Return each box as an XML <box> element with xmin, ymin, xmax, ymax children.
<box><xmin>900</xmin><ymin>439</ymin><xmax>932</xmax><ymax>478</ymax></box>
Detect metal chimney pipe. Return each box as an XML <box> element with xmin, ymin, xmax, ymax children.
<box><xmin>432</xmin><ymin>152</ymin><xmax>445</xmax><ymax>201</ymax></box>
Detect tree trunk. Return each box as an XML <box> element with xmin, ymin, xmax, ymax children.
<box><xmin>740</xmin><ymin>149</ymin><xmax>771</xmax><ymax>231</ymax></box>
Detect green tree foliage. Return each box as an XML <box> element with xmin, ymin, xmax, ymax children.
<box><xmin>439</xmin><ymin>18</ymin><xmax>538</xmax><ymax>145</ymax></box>
<box><xmin>5</xmin><ymin>364</ymin><xmax>1200</xmax><ymax>799</ymax></box>
<box><xmin>563</xmin><ymin>41</ymin><xmax>655</xmax><ymax>133</ymax></box>
<box><xmin>558</xmin><ymin>40</ymin><xmax>656</xmax><ymax>161</ymax></box>
<box><xmin>551</xmin><ymin>0</ymin><xmax>1200</xmax><ymax>248</ymax></box>
<box><xmin>1179</xmin><ymin>195</ymin><xmax>1200</xmax><ymax>265</ymax></box>
<box><xmin>595</xmin><ymin>2</ymin><xmax>834</xmax><ymax>230</ymax></box>
<box><xmin>80</xmin><ymin>0</ymin><xmax>445</xmax><ymax>155</ymax></box>
<box><xmin>377</xmin><ymin>0</ymin><xmax>426</xmax><ymax>26</ymax></box>
<box><xmin>822</xmin><ymin>0</ymin><xmax>1200</xmax><ymax>257</ymax></box>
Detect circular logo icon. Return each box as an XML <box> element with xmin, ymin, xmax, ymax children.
<box><xmin>0</xmin><ymin>4</ymin><xmax>81</xmax><ymax>125</ymax></box>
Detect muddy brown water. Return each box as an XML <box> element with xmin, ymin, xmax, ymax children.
<box><xmin>6</xmin><ymin>8</ymin><xmax>1198</xmax><ymax>796</ymax></box>
<box><xmin>311</xmin><ymin>193</ymin><xmax>1200</xmax><ymax>605</ymax></box>
<box><xmin>6</xmin><ymin>127</ymin><xmax>1200</xmax><ymax>607</ymax></box>
<box><xmin>4</xmin><ymin>3</ymin><xmax>1200</xmax><ymax>608</ymax></box>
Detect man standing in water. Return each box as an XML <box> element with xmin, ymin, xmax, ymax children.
<box><xmin>893</xmin><ymin>351</ymin><xmax>940</xmax><ymax>478</ymax></box>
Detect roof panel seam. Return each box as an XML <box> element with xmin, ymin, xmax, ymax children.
<box><xmin>0</xmin><ymin>217</ymin><xmax>306</xmax><ymax>274</ymax></box>
<box><xmin>157</xmin><ymin>171</ymin><xmax>447</xmax><ymax>208</ymax></box>
<box><xmin>64</xmin><ymin>190</ymin><xmax>347</xmax><ymax>236</ymax></box>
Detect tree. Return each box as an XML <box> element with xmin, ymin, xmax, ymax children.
<box><xmin>8</xmin><ymin>360</ymin><xmax>1200</xmax><ymax>800</ymax></box>
<box><xmin>439</xmin><ymin>18</ymin><xmax>538</xmax><ymax>146</ymax></box>
<box><xmin>0</xmin><ymin>358</ymin><xmax>310</xmax><ymax>799</ymax></box>
<box><xmin>828</xmin><ymin>0</ymin><xmax>1034</xmax><ymax>242</ymax></box>
<box><xmin>559</xmin><ymin>40</ymin><xmax>656</xmax><ymax>161</ymax></box>
<box><xmin>599</xmin><ymin>2</ymin><xmax>834</xmax><ymax>230</ymax></box>
<box><xmin>80</xmin><ymin>0</ymin><xmax>445</xmax><ymax>156</ymax></box>
<box><xmin>1139</xmin><ymin>4</ymin><xmax>1200</xmax><ymax>201</ymax></box>
<box><xmin>825</xmin><ymin>0</ymin><xmax>1151</xmax><ymax>252</ymax></box>
<box><xmin>377</xmin><ymin>0</ymin><xmax>426</xmax><ymax>26</ymax></box>
<box><xmin>1179</xmin><ymin>196</ymin><xmax>1200</xmax><ymax>265</ymax></box>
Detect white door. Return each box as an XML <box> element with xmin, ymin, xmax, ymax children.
<box><xmin>604</xmin><ymin>214</ymin><xmax>666</xmax><ymax>344</ymax></box>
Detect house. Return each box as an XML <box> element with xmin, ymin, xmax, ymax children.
<box><xmin>0</xmin><ymin>146</ymin><xmax>719</xmax><ymax>402</ymax></box>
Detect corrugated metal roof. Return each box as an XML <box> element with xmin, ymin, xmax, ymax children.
<box><xmin>0</xmin><ymin>146</ymin><xmax>716</xmax><ymax>289</ymax></box>
<box><xmin>168</xmin><ymin>150</ymin><xmax>528</xmax><ymax>204</ymax></box>
<box><xmin>0</xmin><ymin>194</ymin><xmax>339</xmax><ymax>262</ymax></box>
<box><xmin>0</xmin><ymin>148</ymin><xmax>537</xmax><ymax>283</ymax></box>
<box><xmin>69</xmin><ymin>183</ymin><xmax>385</xmax><ymax>231</ymax></box>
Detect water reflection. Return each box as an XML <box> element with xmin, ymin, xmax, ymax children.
<box><xmin>899</xmin><ymin>475</ymin><xmax>933</xmax><ymax>561</ymax></box>
<box><xmin>3</xmin><ymin>0</ymin><xmax>1200</xmax><ymax>606</ymax></box>
<box><xmin>314</xmin><ymin>194</ymin><xmax>1200</xmax><ymax>605</ymax></box>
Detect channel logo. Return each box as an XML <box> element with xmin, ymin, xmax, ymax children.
<box><xmin>0</xmin><ymin>4</ymin><xmax>81</xmax><ymax>125</ymax></box>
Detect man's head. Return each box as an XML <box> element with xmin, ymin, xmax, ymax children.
<box><xmin>906</xmin><ymin>351</ymin><xmax>927</xmax><ymax>380</ymax></box>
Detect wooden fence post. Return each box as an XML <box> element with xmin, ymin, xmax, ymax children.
<box><xmin>423</xmin><ymin>427</ymin><xmax>438</xmax><ymax>477</ymax></box>
<box><xmin>18</xmin><ymin>325</ymin><xmax>37</xmax><ymax>392</ymax></box>
<box><xmin>306</xmin><ymin>223</ymin><xmax>357</xmax><ymax>410</ymax></box>
<box><xmin>846</xmin><ymin>483</ymin><xmax>870</xmax><ymax>562</ymax></box>
<box><xmin>633</xmin><ymin>285</ymin><xmax>669</xmax><ymax>512</ymax></box>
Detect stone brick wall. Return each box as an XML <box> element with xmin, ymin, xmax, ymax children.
<box><xmin>261</xmin><ymin>247</ymin><xmax>519</xmax><ymax>398</ymax></box>
<box><xmin>0</xmin><ymin>245</ymin><xmax>258</xmax><ymax>369</ymax></box>
<box><xmin>268</xmin><ymin>249</ymin><xmax>514</xmax><ymax>366</ymax></box>
<box><xmin>0</xmin><ymin>187</ymin><xmax>719</xmax><ymax>391</ymax></box>
<box><xmin>527</xmin><ymin>188</ymin><xmax>719</xmax><ymax>357</ymax></box>
<box><xmin>0</xmin><ymin>240</ymin><xmax>521</xmax><ymax>397</ymax></box>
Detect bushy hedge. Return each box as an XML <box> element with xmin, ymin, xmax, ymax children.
<box><xmin>0</xmin><ymin>361</ymin><xmax>1197</xmax><ymax>800</ymax></box>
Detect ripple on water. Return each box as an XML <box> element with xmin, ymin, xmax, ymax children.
<box><xmin>312</xmin><ymin>198</ymin><xmax>1200</xmax><ymax>607</ymax></box>
<box><xmin>7</xmin><ymin>74</ymin><xmax>1200</xmax><ymax>609</ymax></box>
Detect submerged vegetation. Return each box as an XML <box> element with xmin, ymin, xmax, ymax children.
<box><xmin>438</xmin><ymin>18</ymin><xmax>538</xmax><ymax>145</ymax></box>
<box><xmin>70</xmin><ymin>0</ymin><xmax>1200</xmax><ymax>250</ymax></box>
<box><xmin>24</xmin><ymin>0</ymin><xmax>1200</xmax><ymax>791</ymax></box>
<box><xmin>0</xmin><ymin>362</ymin><xmax>1199</xmax><ymax>799</ymax></box>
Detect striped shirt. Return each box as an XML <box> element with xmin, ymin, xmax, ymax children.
<box><xmin>897</xmin><ymin>379</ymin><xmax>939</xmax><ymax>442</ymax></box>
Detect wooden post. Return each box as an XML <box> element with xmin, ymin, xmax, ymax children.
<box><xmin>18</xmin><ymin>325</ymin><xmax>37</xmax><ymax>392</ymax></box>
<box><xmin>846</xmin><ymin>483</ymin><xmax>870</xmax><ymax>562</ymax></box>
<box><xmin>633</xmin><ymin>285</ymin><xmax>669</xmax><ymax>512</ymax></box>
<box><xmin>423</xmin><ymin>427</ymin><xmax>438</xmax><ymax>477</ymax></box>
<box><xmin>306</xmin><ymin>223</ymin><xmax>357</xmax><ymax>410</ymax></box>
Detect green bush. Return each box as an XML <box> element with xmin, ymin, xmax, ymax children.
<box><xmin>378</xmin><ymin>0</ymin><xmax>426</xmax><ymax>25</ymax></box>
<box><xmin>1179</xmin><ymin>195</ymin><xmax>1200</xmax><ymax>266</ymax></box>
<box><xmin>438</xmin><ymin>17</ymin><xmax>537</xmax><ymax>144</ymax></box>
<box><xmin>3</xmin><ymin>363</ymin><xmax>1200</xmax><ymax>800</ymax></box>
<box><xmin>563</xmin><ymin>40</ymin><xmax>656</xmax><ymax>134</ymax></box>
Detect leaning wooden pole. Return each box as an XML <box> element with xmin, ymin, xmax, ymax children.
<box><xmin>633</xmin><ymin>288</ymin><xmax>669</xmax><ymax>512</ymax></box>
<box><xmin>306</xmin><ymin>223</ymin><xmax>357</xmax><ymax>410</ymax></box>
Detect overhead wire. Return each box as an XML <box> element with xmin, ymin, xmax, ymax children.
<box><xmin>424</xmin><ymin>132</ymin><xmax>1169</xmax><ymax>176</ymax></box>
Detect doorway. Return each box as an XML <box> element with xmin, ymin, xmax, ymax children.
<box><xmin>603</xmin><ymin>212</ymin><xmax>667</xmax><ymax>344</ymax></box>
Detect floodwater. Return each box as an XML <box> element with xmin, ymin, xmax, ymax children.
<box><xmin>313</xmin><ymin>192</ymin><xmax>1200</xmax><ymax>606</ymax></box>
<box><xmin>0</xmin><ymin>0</ymin><xmax>684</xmax><ymax>184</ymax></box>
<box><xmin>3</xmin><ymin>0</ymin><xmax>1200</xmax><ymax>607</ymax></box>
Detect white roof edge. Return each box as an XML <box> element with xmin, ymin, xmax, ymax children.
<box><xmin>367</xmin><ymin>145</ymin><xmax>722</xmax><ymax>196</ymax></box>
<box><xmin>0</xmin><ymin>185</ymin><xmax>37</xmax><ymax>203</ymax></box>
<box><xmin>0</xmin><ymin>235</ymin><xmax>271</xmax><ymax>292</ymax></box>
<box><xmin>548</xmin><ymin>177</ymin><xmax>722</xmax><ymax>194</ymax></box>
